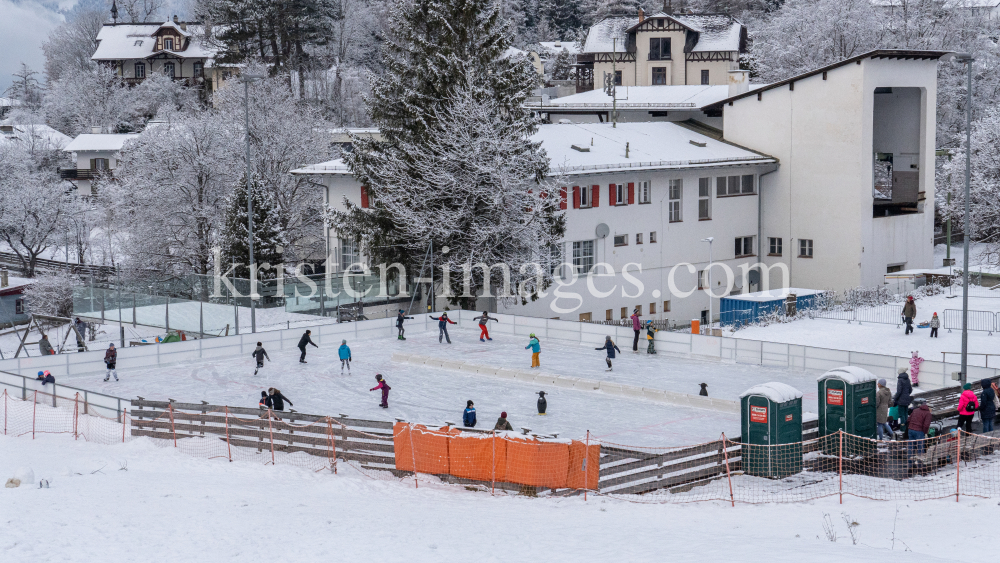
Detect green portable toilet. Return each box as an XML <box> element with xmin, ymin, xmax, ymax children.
<box><xmin>739</xmin><ymin>382</ymin><xmax>804</xmax><ymax>479</ymax></box>
<box><xmin>817</xmin><ymin>366</ymin><xmax>877</xmax><ymax>457</ymax></box>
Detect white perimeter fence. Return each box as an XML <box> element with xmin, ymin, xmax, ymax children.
<box><xmin>0</xmin><ymin>310</ymin><xmax>987</xmax><ymax>392</ymax></box>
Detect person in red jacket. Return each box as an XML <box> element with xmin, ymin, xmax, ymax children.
<box><xmin>907</xmin><ymin>398</ymin><xmax>932</xmax><ymax>455</ymax></box>
<box><xmin>630</xmin><ymin>308</ymin><xmax>641</xmax><ymax>351</ymax></box>
<box><xmin>958</xmin><ymin>383</ymin><xmax>979</xmax><ymax>433</ymax></box>
<box><xmin>370</xmin><ymin>374</ymin><xmax>390</xmax><ymax>408</ymax></box>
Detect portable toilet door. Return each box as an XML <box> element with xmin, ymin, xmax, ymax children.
<box><xmin>740</xmin><ymin>382</ymin><xmax>804</xmax><ymax>479</ymax></box>
<box><xmin>818</xmin><ymin>366</ymin><xmax>877</xmax><ymax>457</ymax></box>
<box><xmin>743</xmin><ymin>394</ymin><xmax>773</xmax><ymax>477</ymax></box>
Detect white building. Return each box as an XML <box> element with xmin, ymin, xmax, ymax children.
<box><xmin>0</xmin><ymin>120</ymin><xmax>71</xmax><ymax>152</ymax></box>
<box><xmin>61</xmin><ymin>131</ymin><xmax>139</xmax><ymax>195</ymax></box>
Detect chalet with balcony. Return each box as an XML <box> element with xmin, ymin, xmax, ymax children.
<box><xmin>577</xmin><ymin>10</ymin><xmax>747</xmax><ymax>92</ymax></box>
<box><xmin>61</xmin><ymin>131</ymin><xmax>139</xmax><ymax>195</ymax></box>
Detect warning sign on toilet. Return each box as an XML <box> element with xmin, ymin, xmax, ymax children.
<box><xmin>750</xmin><ymin>405</ymin><xmax>768</xmax><ymax>423</ymax></box>
<box><xmin>827</xmin><ymin>389</ymin><xmax>844</xmax><ymax>406</ymax></box>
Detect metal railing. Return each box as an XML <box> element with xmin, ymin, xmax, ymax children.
<box><xmin>943</xmin><ymin>309</ymin><xmax>997</xmax><ymax>334</ymax></box>
<box><xmin>0</xmin><ymin>369</ymin><xmax>126</xmax><ymax>420</ymax></box>
<box><xmin>812</xmin><ymin>303</ymin><xmax>904</xmax><ymax>326</ymax></box>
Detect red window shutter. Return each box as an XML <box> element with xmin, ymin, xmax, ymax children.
<box><xmin>628</xmin><ymin>182</ymin><xmax>635</xmax><ymax>205</ymax></box>
<box><xmin>360</xmin><ymin>186</ymin><xmax>369</xmax><ymax>208</ymax></box>
<box><xmin>592</xmin><ymin>185</ymin><xmax>599</xmax><ymax>207</ymax></box>
<box><xmin>609</xmin><ymin>184</ymin><xmax>616</xmax><ymax>205</ymax></box>
<box><xmin>572</xmin><ymin>186</ymin><xmax>580</xmax><ymax>209</ymax></box>
<box><xmin>560</xmin><ymin>187</ymin><xmax>568</xmax><ymax>210</ymax></box>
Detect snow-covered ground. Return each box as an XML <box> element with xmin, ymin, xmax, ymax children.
<box><xmin>0</xmin><ymin>432</ymin><xmax>986</xmax><ymax>562</ymax></box>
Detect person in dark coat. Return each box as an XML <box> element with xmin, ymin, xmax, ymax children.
<box><xmin>104</xmin><ymin>343</ymin><xmax>118</xmax><ymax>382</ymax></box>
<box><xmin>38</xmin><ymin>334</ymin><xmax>55</xmax><ymax>356</ymax></box>
<box><xmin>396</xmin><ymin>310</ymin><xmax>413</xmax><ymax>340</ymax></box>
<box><xmin>902</xmin><ymin>296</ymin><xmax>916</xmax><ymax>335</ymax></box>
<box><xmin>979</xmin><ymin>379</ymin><xmax>997</xmax><ymax>433</ymax></box>
<box><xmin>259</xmin><ymin>390</ymin><xmax>272</xmax><ymax>410</ymax></box>
<box><xmin>875</xmin><ymin>378</ymin><xmax>893</xmax><ymax>440</ymax></box>
<box><xmin>251</xmin><ymin>342</ymin><xmax>269</xmax><ymax>375</ymax></box>
<box><xmin>630</xmin><ymin>308</ymin><xmax>642</xmax><ymax>351</ymax></box>
<box><xmin>430</xmin><ymin>313</ymin><xmax>456</xmax><ymax>344</ymax></box>
<box><xmin>268</xmin><ymin>388</ymin><xmax>293</xmax><ymax>411</ymax></box>
<box><xmin>370</xmin><ymin>374</ymin><xmax>390</xmax><ymax>408</ymax></box>
<box><xmin>74</xmin><ymin>318</ymin><xmax>87</xmax><ymax>351</ymax></box>
<box><xmin>892</xmin><ymin>368</ymin><xmax>913</xmax><ymax>429</ymax></box>
<box><xmin>463</xmin><ymin>400</ymin><xmax>477</xmax><ymax>427</ymax></box>
<box><xmin>907</xmin><ymin>398</ymin><xmax>932</xmax><ymax>455</ymax></box>
<box><xmin>595</xmin><ymin>336</ymin><xmax>621</xmax><ymax>370</ymax></box>
<box><xmin>494</xmin><ymin>411</ymin><xmax>513</xmax><ymax>431</ymax></box>
<box><xmin>297</xmin><ymin>330</ymin><xmax>317</xmax><ymax>363</ymax></box>
<box><xmin>35</xmin><ymin>370</ymin><xmax>55</xmax><ymax>385</ymax></box>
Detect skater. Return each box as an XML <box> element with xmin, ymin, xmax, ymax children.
<box><xmin>429</xmin><ymin>312</ymin><xmax>456</xmax><ymax>343</ymax></box>
<box><xmin>979</xmin><ymin>378</ymin><xmax>996</xmax><ymax>433</ymax></box>
<box><xmin>958</xmin><ymin>383</ymin><xmax>979</xmax><ymax>433</ymax></box>
<box><xmin>909</xmin><ymin>351</ymin><xmax>923</xmax><ymax>387</ymax></box>
<box><xmin>876</xmin><ymin>379</ymin><xmax>893</xmax><ymax>440</ymax></box>
<box><xmin>259</xmin><ymin>391</ymin><xmax>272</xmax><ymax>410</ymax></box>
<box><xmin>892</xmin><ymin>367</ymin><xmax>913</xmax><ymax>430</ymax></box>
<box><xmin>74</xmin><ymin>317</ymin><xmax>87</xmax><ymax>352</ymax></box>
<box><xmin>537</xmin><ymin>391</ymin><xmax>547</xmax><ymax>415</ymax></box>
<box><xmin>908</xmin><ymin>398</ymin><xmax>932</xmax><ymax>455</ymax></box>
<box><xmin>929</xmin><ymin>312</ymin><xmax>940</xmax><ymax>338</ymax></box>
<box><xmin>698</xmin><ymin>383</ymin><xmax>708</xmax><ymax>396</ymax></box>
<box><xmin>338</xmin><ymin>339</ymin><xmax>352</xmax><ymax>373</ymax></box>
<box><xmin>494</xmin><ymin>411</ymin><xmax>514</xmax><ymax>431</ymax></box>
<box><xmin>463</xmin><ymin>400</ymin><xmax>477</xmax><ymax>427</ymax></box>
<box><xmin>396</xmin><ymin>310</ymin><xmax>413</xmax><ymax>340</ymax></box>
<box><xmin>104</xmin><ymin>343</ymin><xmax>119</xmax><ymax>381</ymax></box>
<box><xmin>596</xmin><ymin>336</ymin><xmax>621</xmax><ymax>370</ymax></box>
<box><xmin>630</xmin><ymin>308</ymin><xmax>642</xmax><ymax>351</ymax></box>
<box><xmin>268</xmin><ymin>387</ymin><xmax>293</xmax><ymax>411</ymax></box>
<box><xmin>35</xmin><ymin>370</ymin><xmax>55</xmax><ymax>385</ymax></box>
<box><xmin>251</xmin><ymin>342</ymin><xmax>269</xmax><ymax>375</ymax></box>
<box><xmin>297</xmin><ymin>330</ymin><xmax>317</xmax><ymax>363</ymax></box>
<box><xmin>525</xmin><ymin>333</ymin><xmax>541</xmax><ymax>368</ymax></box>
<box><xmin>38</xmin><ymin>334</ymin><xmax>54</xmax><ymax>356</ymax></box>
<box><xmin>370</xmin><ymin>374</ymin><xmax>390</xmax><ymax>408</ymax></box>
<box><xmin>902</xmin><ymin>296</ymin><xmax>916</xmax><ymax>335</ymax></box>
<box><xmin>645</xmin><ymin>320</ymin><xmax>658</xmax><ymax>354</ymax></box>
<box><xmin>475</xmin><ymin>311</ymin><xmax>498</xmax><ymax>342</ymax></box>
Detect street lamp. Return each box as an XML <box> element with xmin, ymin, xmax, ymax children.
<box><xmin>943</xmin><ymin>52</ymin><xmax>974</xmax><ymax>384</ymax></box>
<box><xmin>240</xmin><ymin>73</ymin><xmax>265</xmax><ymax>333</ymax></box>
<box><xmin>701</xmin><ymin>237</ymin><xmax>714</xmax><ymax>334</ymax></box>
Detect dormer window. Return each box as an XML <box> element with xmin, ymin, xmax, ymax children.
<box><xmin>164</xmin><ymin>37</ymin><xmax>174</xmax><ymax>50</ymax></box>
<box><xmin>657</xmin><ymin>19</ymin><xmax>664</xmax><ymax>27</ymax></box>
<box><xmin>134</xmin><ymin>40</ymin><xmax>143</xmax><ymax>46</ymax></box>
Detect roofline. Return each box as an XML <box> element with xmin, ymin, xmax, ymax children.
<box><xmin>624</xmin><ymin>12</ymin><xmax>739</xmax><ymax>33</ymax></box>
<box><xmin>706</xmin><ymin>49</ymin><xmax>949</xmax><ymax>109</ymax></box>
<box><xmin>101</xmin><ymin>22</ymin><xmax>202</xmax><ymax>26</ymax></box>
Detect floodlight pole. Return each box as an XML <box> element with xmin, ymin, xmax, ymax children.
<box><xmin>241</xmin><ymin>74</ymin><xmax>264</xmax><ymax>333</ymax></box>
<box><xmin>960</xmin><ymin>55</ymin><xmax>973</xmax><ymax>385</ymax></box>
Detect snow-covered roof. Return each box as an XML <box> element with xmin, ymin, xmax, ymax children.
<box><xmin>818</xmin><ymin>366</ymin><xmax>878</xmax><ymax>384</ymax></box>
<box><xmin>724</xmin><ymin>288</ymin><xmax>826</xmax><ymax>302</ymax></box>
<box><xmin>537</xmin><ymin>85</ymin><xmax>731</xmax><ymax>110</ymax></box>
<box><xmin>943</xmin><ymin>0</ymin><xmax>1000</xmax><ymax>8</ymax></box>
<box><xmin>292</xmin><ymin>158</ymin><xmax>351</xmax><ymax>175</ymax></box>
<box><xmin>739</xmin><ymin>382</ymin><xmax>803</xmax><ymax>403</ymax></box>
<box><xmin>538</xmin><ymin>41</ymin><xmax>581</xmax><ymax>55</ymax></box>
<box><xmin>0</xmin><ymin>275</ymin><xmax>34</xmax><ymax>295</ymax></box>
<box><xmin>0</xmin><ymin>121</ymin><xmax>72</xmax><ymax>149</ymax></box>
<box><xmin>539</xmin><ymin>121</ymin><xmax>775</xmax><ymax>176</ymax></box>
<box><xmin>63</xmin><ymin>133</ymin><xmax>140</xmax><ymax>153</ymax></box>
<box><xmin>583</xmin><ymin>17</ymin><xmax>635</xmax><ymax>53</ymax></box>
<box><xmin>92</xmin><ymin>23</ymin><xmax>216</xmax><ymax>61</ymax></box>
<box><xmin>156</xmin><ymin>20</ymin><xmax>192</xmax><ymax>37</ymax></box>
<box><xmin>681</xmin><ymin>17</ymin><xmax>744</xmax><ymax>53</ymax></box>
<box><xmin>0</xmin><ymin>97</ymin><xmax>23</xmax><ymax>108</ymax></box>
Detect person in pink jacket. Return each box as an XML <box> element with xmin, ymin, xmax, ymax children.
<box><xmin>958</xmin><ymin>383</ymin><xmax>979</xmax><ymax>433</ymax></box>
<box><xmin>370</xmin><ymin>374</ymin><xmax>391</xmax><ymax>408</ymax></box>
<box><xmin>630</xmin><ymin>308</ymin><xmax>641</xmax><ymax>352</ymax></box>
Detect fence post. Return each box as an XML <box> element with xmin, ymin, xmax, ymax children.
<box><xmin>3</xmin><ymin>389</ymin><xmax>6</xmax><ymax>436</ymax></box>
<box><xmin>408</xmin><ymin>422</ymin><xmax>418</xmax><ymax>489</ymax></box>
<box><xmin>122</xmin><ymin>409</ymin><xmax>126</xmax><ymax>443</ymax></box>
<box><xmin>225</xmin><ymin>407</ymin><xmax>232</xmax><ymax>462</ymax></box>
<box><xmin>721</xmin><ymin>433</ymin><xmax>735</xmax><ymax>507</ymax></box>
<box><xmin>956</xmin><ymin>430</ymin><xmax>961</xmax><ymax>503</ymax></box>
<box><xmin>838</xmin><ymin>430</ymin><xmax>843</xmax><ymax>504</ymax></box>
<box><xmin>73</xmin><ymin>392</ymin><xmax>79</xmax><ymax>440</ymax></box>
<box><xmin>327</xmin><ymin>418</ymin><xmax>336</xmax><ymax>474</ymax></box>
<box><xmin>267</xmin><ymin>411</ymin><xmax>275</xmax><ymax>465</ymax></box>
<box><xmin>32</xmin><ymin>390</ymin><xmax>37</xmax><ymax>439</ymax></box>
<box><xmin>168</xmin><ymin>403</ymin><xmax>177</xmax><ymax>448</ymax></box>
<box><xmin>491</xmin><ymin>429</ymin><xmax>496</xmax><ymax>496</ymax></box>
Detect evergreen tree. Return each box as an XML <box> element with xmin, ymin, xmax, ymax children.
<box><xmin>549</xmin><ymin>48</ymin><xmax>576</xmax><ymax>80</ymax></box>
<box><xmin>220</xmin><ymin>175</ymin><xmax>287</xmax><ymax>280</ymax></box>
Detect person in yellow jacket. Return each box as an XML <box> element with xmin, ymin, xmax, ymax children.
<box><xmin>645</xmin><ymin>321</ymin><xmax>658</xmax><ymax>354</ymax></box>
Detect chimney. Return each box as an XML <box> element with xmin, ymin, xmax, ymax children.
<box><xmin>173</xmin><ymin>14</ymin><xmax>179</xmax><ymax>24</ymax></box>
<box><xmin>638</xmin><ymin>8</ymin><xmax>645</xmax><ymax>22</ymax></box>
<box><xmin>1</xmin><ymin>268</ymin><xmax>8</xmax><ymax>288</ymax></box>
<box><xmin>728</xmin><ymin>70</ymin><xmax>750</xmax><ymax>97</ymax></box>
<box><xmin>91</xmin><ymin>126</ymin><xmax>102</xmax><ymax>134</ymax></box>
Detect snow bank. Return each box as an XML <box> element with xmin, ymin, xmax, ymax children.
<box><xmin>817</xmin><ymin>366</ymin><xmax>877</xmax><ymax>384</ymax></box>
<box><xmin>739</xmin><ymin>382</ymin><xmax>803</xmax><ymax>403</ymax></box>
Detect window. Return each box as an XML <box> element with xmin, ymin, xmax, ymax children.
<box><xmin>164</xmin><ymin>37</ymin><xmax>174</xmax><ymax>50</ymax></box>
<box><xmin>697</xmin><ymin>270</ymin><xmax>706</xmax><ymax>290</ymax></box>
<box><xmin>614</xmin><ymin>70</ymin><xmax>622</xmax><ymax>86</ymax></box>
<box><xmin>133</xmin><ymin>40</ymin><xmax>143</xmax><ymax>46</ymax></box>
<box><xmin>741</xmin><ymin>174</ymin><xmax>755</xmax><ymax>194</ymax></box>
<box><xmin>90</xmin><ymin>158</ymin><xmax>109</xmax><ymax>170</ymax></box>
<box><xmin>799</xmin><ymin>239</ymin><xmax>813</xmax><ymax>258</ymax></box>
<box><xmin>193</xmin><ymin>62</ymin><xmax>203</xmax><ymax>78</ymax></box>
<box><xmin>163</xmin><ymin>62</ymin><xmax>175</xmax><ymax>78</ymax></box>
<box><xmin>548</xmin><ymin>243</ymin><xmax>564</xmax><ymax>276</ymax></box>
<box><xmin>15</xmin><ymin>298</ymin><xmax>24</xmax><ymax>315</ymax></box>
<box><xmin>735</xmin><ymin>236</ymin><xmax>754</xmax><ymax>257</ymax></box>
<box><xmin>649</xmin><ymin>302</ymin><xmax>656</xmax><ymax>314</ymax></box>
<box><xmin>698</xmin><ymin>178</ymin><xmax>711</xmax><ymax>220</ymax></box>
<box><xmin>621</xmin><ymin>307</ymin><xmax>627</xmax><ymax>319</ymax></box>
<box><xmin>716</xmin><ymin>176</ymin><xmax>727</xmax><ymax>197</ymax></box>
<box><xmin>636</xmin><ymin>233</ymin><xmax>643</xmax><ymax>245</ymax></box>
<box><xmin>768</xmin><ymin>237</ymin><xmax>782</xmax><ymax>256</ymax></box>
<box><xmin>663</xmin><ymin>300</ymin><xmax>671</xmax><ymax>312</ymax></box>
<box><xmin>649</xmin><ymin>37</ymin><xmax>671</xmax><ymax>60</ymax></box>
<box><xmin>614</xmin><ymin>234</ymin><xmax>628</xmax><ymax>247</ymax></box>
<box><xmin>652</xmin><ymin>67</ymin><xmax>666</xmax><ymax>85</ymax></box>
<box><xmin>606</xmin><ymin>309</ymin><xmax>613</xmax><ymax>321</ymax></box>
<box><xmin>579</xmin><ymin>312</ymin><xmax>592</xmax><ymax>322</ymax></box>
<box><xmin>635</xmin><ymin>305</ymin><xmax>642</xmax><ymax>315</ymax></box>
<box><xmin>615</xmin><ymin>183</ymin><xmax>625</xmax><ymax>205</ymax></box>
<box><xmin>638</xmin><ymin>180</ymin><xmax>650</xmax><ymax>204</ymax></box>
<box><xmin>701</xmin><ymin>69</ymin><xmax>710</xmax><ymax>85</ymax></box>
<box><xmin>668</xmin><ymin>179</ymin><xmax>682</xmax><ymax>222</ymax></box>
<box><xmin>340</xmin><ymin>239</ymin><xmax>360</xmax><ymax>271</ymax></box>
<box><xmin>134</xmin><ymin>62</ymin><xmax>146</xmax><ymax>78</ymax></box>
<box><xmin>649</xmin><ymin>231</ymin><xmax>657</xmax><ymax>243</ymax></box>
<box><xmin>572</xmin><ymin>240</ymin><xmax>594</xmax><ymax>274</ymax></box>
<box><xmin>718</xmin><ymin>175</ymin><xmax>755</xmax><ymax>196</ymax></box>
<box><xmin>887</xmin><ymin>264</ymin><xmax>903</xmax><ymax>273</ymax></box>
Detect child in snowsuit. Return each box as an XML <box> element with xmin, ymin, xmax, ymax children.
<box><xmin>396</xmin><ymin>310</ymin><xmax>413</xmax><ymax>340</ymax></box>
<box><xmin>371</xmin><ymin>374</ymin><xmax>390</xmax><ymax>408</ymax></box>
<box><xmin>104</xmin><ymin>343</ymin><xmax>119</xmax><ymax>381</ymax></box>
<box><xmin>251</xmin><ymin>342</ymin><xmax>269</xmax><ymax>375</ymax></box>
<box><xmin>259</xmin><ymin>391</ymin><xmax>272</xmax><ymax>410</ymax></box>
<box><xmin>338</xmin><ymin>340</ymin><xmax>352</xmax><ymax>373</ymax></box>
<box><xmin>929</xmin><ymin>312</ymin><xmax>940</xmax><ymax>338</ymax></box>
<box><xmin>525</xmin><ymin>333</ymin><xmax>541</xmax><ymax>368</ymax></box>
<box><xmin>645</xmin><ymin>321</ymin><xmax>658</xmax><ymax>354</ymax></box>
<box><xmin>596</xmin><ymin>336</ymin><xmax>621</xmax><ymax>370</ymax></box>
<box><xmin>36</xmin><ymin>370</ymin><xmax>55</xmax><ymax>385</ymax></box>
<box><xmin>475</xmin><ymin>311</ymin><xmax>498</xmax><ymax>342</ymax></box>
<box><xmin>463</xmin><ymin>400</ymin><xmax>477</xmax><ymax>427</ymax></box>
<box><xmin>430</xmin><ymin>313</ymin><xmax>456</xmax><ymax>344</ymax></box>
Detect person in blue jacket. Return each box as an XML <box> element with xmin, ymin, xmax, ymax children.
<box><xmin>463</xmin><ymin>400</ymin><xmax>477</xmax><ymax>427</ymax></box>
<box><xmin>396</xmin><ymin>309</ymin><xmax>414</xmax><ymax>340</ymax></box>
<box><xmin>525</xmin><ymin>333</ymin><xmax>541</xmax><ymax>368</ymax></box>
<box><xmin>338</xmin><ymin>339</ymin><xmax>352</xmax><ymax>373</ymax></box>
<box><xmin>430</xmin><ymin>312</ymin><xmax>456</xmax><ymax>344</ymax></box>
<box><xmin>596</xmin><ymin>336</ymin><xmax>621</xmax><ymax>371</ymax></box>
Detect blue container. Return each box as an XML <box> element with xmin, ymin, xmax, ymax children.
<box><xmin>720</xmin><ymin>289</ymin><xmax>825</xmax><ymax>327</ymax></box>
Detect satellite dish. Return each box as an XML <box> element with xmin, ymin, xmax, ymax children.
<box><xmin>596</xmin><ymin>223</ymin><xmax>610</xmax><ymax>239</ymax></box>
<box><xmin>748</xmin><ymin>269</ymin><xmax>761</xmax><ymax>285</ymax></box>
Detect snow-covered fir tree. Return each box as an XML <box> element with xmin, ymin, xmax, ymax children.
<box><xmin>220</xmin><ymin>175</ymin><xmax>288</xmax><ymax>280</ymax></box>
<box><xmin>549</xmin><ymin>48</ymin><xmax>576</xmax><ymax>80</ymax></box>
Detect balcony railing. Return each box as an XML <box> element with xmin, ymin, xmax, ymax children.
<box><xmin>59</xmin><ymin>169</ymin><xmax>100</xmax><ymax>180</ymax></box>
